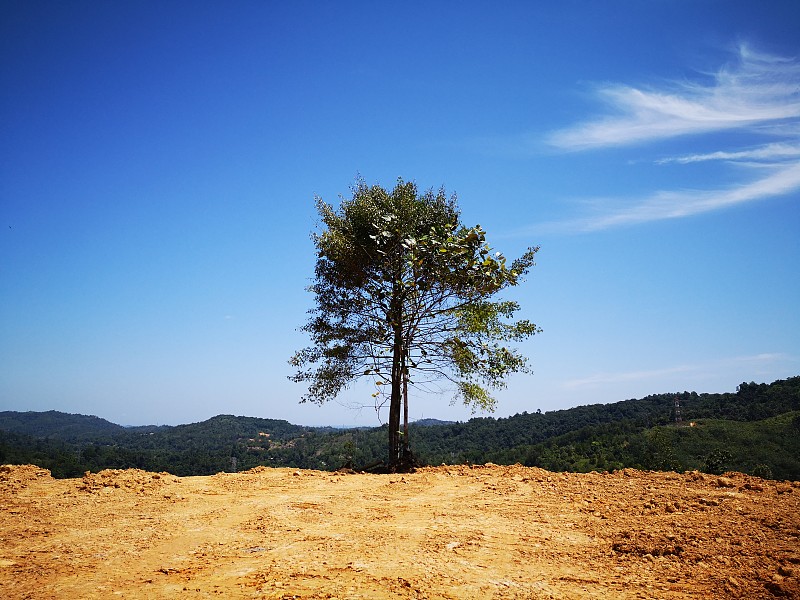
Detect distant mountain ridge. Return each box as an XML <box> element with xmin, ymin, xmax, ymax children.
<box><xmin>0</xmin><ymin>411</ymin><xmax>458</xmax><ymax>438</ymax></box>
<box><xmin>0</xmin><ymin>410</ymin><xmax>125</xmax><ymax>441</ymax></box>
<box><xmin>0</xmin><ymin>411</ymin><xmax>308</xmax><ymax>442</ymax></box>
<box><xmin>413</xmin><ymin>418</ymin><xmax>457</xmax><ymax>427</ymax></box>
<box><xmin>1</xmin><ymin>376</ymin><xmax>798</xmax><ymax>479</ymax></box>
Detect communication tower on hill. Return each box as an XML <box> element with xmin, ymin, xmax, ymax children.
<box><xmin>674</xmin><ymin>396</ymin><xmax>683</xmax><ymax>425</ymax></box>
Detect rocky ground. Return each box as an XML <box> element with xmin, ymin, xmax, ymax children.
<box><xmin>1</xmin><ymin>463</ymin><xmax>798</xmax><ymax>599</ymax></box>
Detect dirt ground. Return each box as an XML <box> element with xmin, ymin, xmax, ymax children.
<box><xmin>1</xmin><ymin>463</ymin><xmax>798</xmax><ymax>599</ymax></box>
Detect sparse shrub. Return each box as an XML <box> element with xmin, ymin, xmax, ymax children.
<box><xmin>702</xmin><ymin>448</ymin><xmax>732</xmax><ymax>475</ymax></box>
<box><xmin>751</xmin><ymin>463</ymin><xmax>773</xmax><ymax>479</ymax></box>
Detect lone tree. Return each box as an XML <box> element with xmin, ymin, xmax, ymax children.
<box><xmin>290</xmin><ymin>178</ymin><xmax>540</xmax><ymax>469</ymax></box>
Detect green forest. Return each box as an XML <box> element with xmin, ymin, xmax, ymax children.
<box><xmin>1</xmin><ymin>376</ymin><xmax>798</xmax><ymax>480</ymax></box>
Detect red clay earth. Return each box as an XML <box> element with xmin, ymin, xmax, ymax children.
<box><xmin>1</xmin><ymin>463</ymin><xmax>798</xmax><ymax>599</ymax></box>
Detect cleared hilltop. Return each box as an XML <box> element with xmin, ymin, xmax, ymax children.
<box><xmin>1</xmin><ymin>463</ymin><xmax>798</xmax><ymax>599</ymax></box>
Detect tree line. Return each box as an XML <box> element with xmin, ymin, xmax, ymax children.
<box><xmin>1</xmin><ymin>377</ymin><xmax>798</xmax><ymax>480</ymax></box>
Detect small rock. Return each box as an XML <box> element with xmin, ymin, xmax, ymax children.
<box><xmin>716</xmin><ymin>477</ymin><xmax>735</xmax><ymax>488</ymax></box>
<box><xmin>764</xmin><ymin>581</ymin><xmax>788</xmax><ymax>597</ymax></box>
<box><xmin>778</xmin><ymin>565</ymin><xmax>794</xmax><ymax>577</ymax></box>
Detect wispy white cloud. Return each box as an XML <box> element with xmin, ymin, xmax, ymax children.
<box><xmin>563</xmin><ymin>364</ymin><xmax>696</xmax><ymax>389</ymax></box>
<box><xmin>563</xmin><ymin>353</ymin><xmax>795</xmax><ymax>390</ymax></box>
<box><xmin>533</xmin><ymin>45</ymin><xmax>800</xmax><ymax>233</ymax></box>
<box><xmin>515</xmin><ymin>159</ymin><xmax>800</xmax><ymax>236</ymax></box>
<box><xmin>732</xmin><ymin>353</ymin><xmax>789</xmax><ymax>364</ymax></box>
<box><xmin>656</xmin><ymin>142</ymin><xmax>800</xmax><ymax>165</ymax></box>
<box><xmin>548</xmin><ymin>45</ymin><xmax>800</xmax><ymax>151</ymax></box>
<box><xmin>570</xmin><ymin>160</ymin><xmax>800</xmax><ymax>231</ymax></box>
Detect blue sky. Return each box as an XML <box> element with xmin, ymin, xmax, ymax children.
<box><xmin>2</xmin><ymin>1</ymin><xmax>798</xmax><ymax>427</ymax></box>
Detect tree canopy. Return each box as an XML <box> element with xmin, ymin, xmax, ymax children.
<box><xmin>290</xmin><ymin>178</ymin><xmax>540</xmax><ymax>468</ymax></box>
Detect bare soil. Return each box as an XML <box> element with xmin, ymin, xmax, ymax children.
<box><xmin>1</xmin><ymin>463</ymin><xmax>798</xmax><ymax>599</ymax></box>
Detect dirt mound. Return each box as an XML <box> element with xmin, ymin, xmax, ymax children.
<box><xmin>78</xmin><ymin>468</ymin><xmax>181</xmax><ymax>495</ymax></box>
<box><xmin>1</xmin><ymin>465</ymin><xmax>799</xmax><ymax>599</ymax></box>
<box><xmin>242</xmin><ymin>465</ymin><xmax>271</xmax><ymax>474</ymax></box>
<box><xmin>0</xmin><ymin>464</ymin><xmax>52</xmax><ymax>491</ymax></box>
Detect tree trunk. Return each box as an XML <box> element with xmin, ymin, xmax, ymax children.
<box><xmin>388</xmin><ymin>312</ymin><xmax>403</xmax><ymax>469</ymax></box>
<box><xmin>403</xmin><ymin>351</ymin><xmax>409</xmax><ymax>455</ymax></box>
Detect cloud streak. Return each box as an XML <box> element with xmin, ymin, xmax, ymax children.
<box><xmin>563</xmin><ymin>353</ymin><xmax>795</xmax><ymax>390</ymax></box>
<box><xmin>536</xmin><ymin>45</ymin><xmax>800</xmax><ymax>232</ymax></box>
<box><xmin>656</xmin><ymin>142</ymin><xmax>800</xmax><ymax>165</ymax></box>
<box><xmin>548</xmin><ymin>45</ymin><xmax>800</xmax><ymax>151</ymax></box>
<box><xmin>563</xmin><ymin>364</ymin><xmax>696</xmax><ymax>389</ymax></box>
<box><xmin>572</xmin><ymin>160</ymin><xmax>800</xmax><ymax>231</ymax></box>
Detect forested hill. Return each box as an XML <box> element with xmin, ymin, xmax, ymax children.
<box><xmin>408</xmin><ymin>377</ymin><xmax>800</xmax><ymax>479</ymax></box>
<box><xmin>0</xmin><ymin>410</ymin><xmax>126</xmax><ymax>441</ymax></box>
<box><xmin>0</xmin><ymin>412</ymin><xmax>316</xmax><ymax>477</ymax></box>
<box><xmin>1</xmin><ymin>377</ymin><xmax>798</xmax><ymax>479</ymax></box>
<box><xmin>0</xmin><ymin>412</ymin><xmax>310</xmax><ymax>442</ymax></box>
<box><xmin>414</xmin><ymin>377</ymin><xmax>800</xmax><ymax>455</ymax></box>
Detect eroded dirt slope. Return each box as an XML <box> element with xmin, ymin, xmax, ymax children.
<box><xmin>1</xmin><ymin>463</ymin><xmax>798</xmax><ymax>599</ymax></box>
